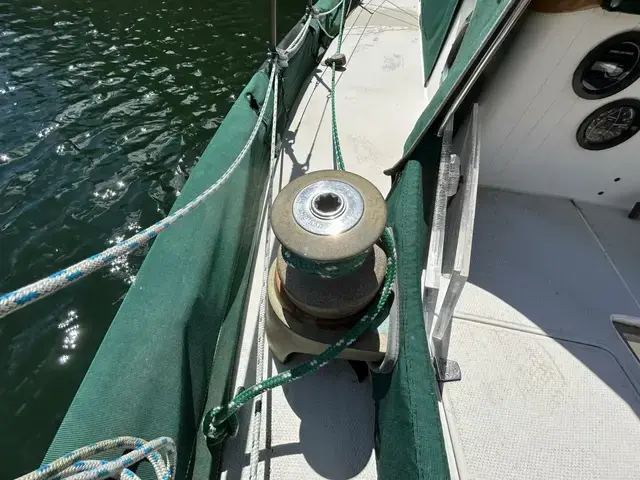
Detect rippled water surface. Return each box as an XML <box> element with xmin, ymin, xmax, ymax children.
<box><xmin>0</xmin><ymin>0</ymin><xmax>301</xmax><ymax>476</ymax></box>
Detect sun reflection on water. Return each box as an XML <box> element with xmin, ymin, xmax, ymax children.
<box><xmin>56</xmin><ymin>310</ymin><xmax>80</xmax><ymax>366</ymax></box>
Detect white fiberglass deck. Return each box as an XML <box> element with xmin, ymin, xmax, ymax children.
<box><xmin>221</xmin><ymin>1</ymin><xmax>424</xmax><ymax>478</ymax></box>
<box><xmin>442</xmin><ymin>188</ymin><xmax>640</xmax><ymax>480</ymax></box>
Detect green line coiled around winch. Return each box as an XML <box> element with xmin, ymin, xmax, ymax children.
<box><xmin>281</xmin><ymin>246</ymin><xmax>371</xmax><ymax>279</ymax></box>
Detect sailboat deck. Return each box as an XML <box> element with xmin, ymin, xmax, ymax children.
<box><xmin>443</xmin><ymin>188</ymin><xmax>640</xmax><ymax>479</ymax></box>
<box><xmin>221</xmin><ymin>1</ymin><xmax>424</xmax><ymax>478</ymax></box>
<box><xmin>223</xmin><ymin>2</ymin><xmax>640</xmax><ymax>478</ymax></box>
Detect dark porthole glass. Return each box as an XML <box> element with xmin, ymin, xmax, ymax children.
<box><xmin>573</xmin><ymin>31</ymin><xmax>640</xmax><ymax>100</ymax></box>
<box><xmin>577</xmin><ymin>99</ymin><xmax>640</xmax><ymax>150</ymax></box>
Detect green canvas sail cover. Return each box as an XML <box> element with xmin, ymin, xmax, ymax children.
<box><xmin>421</xmin><ymin>0</ymin><xmax>459</xmax><ymax>82</ymax></box>
<box><xmin>43</xmin><ymin>70</ymin><xmax>273</xmax><ymax>479</ymax></box>
<box><xmin>373</xmin><ymin>0</ymin><xmax>527</xmax><ymax>478</ymax></box>
<box><xmin>372</xmin><ymin>140</ymin><xmax>450</xmax><ymax>480</ymax></box>
<box><xmin>43</xmin><ymin>2</ymin><xmax>344</xmax><ymax>479</ymax></box>
<box><xmin>388</xmin><ymin>0</ymin><xmax>526</xmax><ymax>175</ymax></box>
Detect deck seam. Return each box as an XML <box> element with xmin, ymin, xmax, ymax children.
<box><xmin>452</xmin><ymin>312</ymin><xmax>640</xmax><ymax>400</ymax></box>
<box><xmin>572</xmin><ymin>200</ymin><xmax>640</xmax><ymax>310</ymax></box>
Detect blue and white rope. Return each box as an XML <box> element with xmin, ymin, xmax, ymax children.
<box><xmin>0</xmin><ymin>61</ymin><xmax>278</xmax><ymax>319</ymax></box>
<box><xmin>17</xmin><ymin>436</ymin><xmax>176</xmax><ymax>480</ymax></box>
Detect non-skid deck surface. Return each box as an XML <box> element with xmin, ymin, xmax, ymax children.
<box><xmin>221</xmin><ymin>1</ymin><xmax>424</xmax><ymax>478</ymax></box>
<box><xmin>443</xmin><ymin>188</ymin><xmax>640</xmax><ymax>480</ymax></box>
<box><xmin>575</xmin><ymin>202</ymin><xmax>640</xmax><ymax>309</ymax></box>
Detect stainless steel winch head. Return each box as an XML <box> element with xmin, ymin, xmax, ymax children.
<box><xmin>271</xmin><ymin>170</ymin><xmax>387</xmax><ymax>262</ymax></box>
<box><xmin>292</xmin><ymin>179</ymin><xmax>364</xmax><ymax>236</ymax></box>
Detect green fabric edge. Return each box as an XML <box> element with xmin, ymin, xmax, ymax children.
<box><xmin>421</xmin><ymin>0</ymin><xmax>459</xmax><ymax>83</ymax></box>
<box><xmin>372</xmin><ymin>134</ymin><xmax>450</xmax><ymax>480</ymax></box>
<box><xmin>403</xmin><ymin>0</ymin><xmax>520</xmax><ymax>160</ymax></box>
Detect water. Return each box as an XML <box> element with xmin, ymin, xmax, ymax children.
<box><xmin>0</xmin><ymin>0</ymin><xmax>301</xmax><ymax>476</ymax></box>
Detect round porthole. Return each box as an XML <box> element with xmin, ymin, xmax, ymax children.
<box><xmin>577</xmin><ymin>99</ymin><xmax>640</xmax><ymax>150</ymax></box>
<box><xmin>573</xmin><ymin>31</ymin><xmax>640</xmax><ymax>99</ymax></box>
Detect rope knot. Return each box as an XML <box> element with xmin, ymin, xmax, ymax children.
<box><xmin>202</xmin><ymin>405</ymin><xmax>239</xmax><ymax>445</ymax></box>
<box><xmin>275</xmin><ymin>48</ymin><xmax>289</xmax><ymax>69</ymax></box>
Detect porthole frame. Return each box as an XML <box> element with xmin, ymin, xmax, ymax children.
<box><xmin>576</xmin><ymin>98</ymin><xmax>640</xmax><ymax>150</ymax></box>
<box><xmin>573</xmin><ymin>31</ymin><xmax>640</xmax><ymax>100</ymax></box>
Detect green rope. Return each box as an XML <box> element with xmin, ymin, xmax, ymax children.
<box><xmin>331</xmin><ymin>0</ymin><xmax>347</xmax><ymax>171</ymax></box>
<box><xmin>202</xmin><ymin>228</ymin><xmax>396</xmax><ymax>444</ymax></box>
<box><xmin>281</xmin><ymin>246</ymin><xmax>371</xmax><ymax>279</ymax></box>
<box><xmin>201</xmin><ymin>0</ymin><xmax>399</xmax><ymax>446</ymax></box>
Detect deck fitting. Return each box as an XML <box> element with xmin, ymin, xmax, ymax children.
<box><xmin>324</xmin><ymin>53</ymin><xmax>347</xmax><ymax>69</ymax></box>
<box><xmin>435</xmin><ymin>358</ymin><xmax>462</xmax><ymax>382</ymax></box>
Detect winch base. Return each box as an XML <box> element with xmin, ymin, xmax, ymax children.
<box><xmin>266</xmin><ymin>262</ymin><xmax>388</xmax><ymax>363</ymax></box>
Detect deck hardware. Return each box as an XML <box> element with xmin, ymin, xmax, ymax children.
<box><xmin>435</xmin><ymin>358</ymin><xmax>462</xmax><ymax>382</ymax></box>
<box><xmin>577</xmin><ymin>99</ymin><xmax>640</xmax><ymax>150</ymax></box>
<box><xmin>422</xmin><ymin>106</ymin><xmax>479</xmax><ymax>389</ymax></box>
<box><xmin>573</xmin><ymin>31</ymin><xmax>640</xmax><ymax>99</ymax></box>
<box><xmin>267</xmin><ymin>170</ymin><xmax>391</xmax><ymax>362</ymax></box>
<box><xmin>447</xmin><ymin>154</ymin><xmax>461</xmax><ymax>197</ymax></box>
<box><xmin>292</xmin><ymin>179</ymin><xmax>363</xmax><ymax>235</ymax></box>
<box><xmin>324</xmin><ymin>53</ymin><xmax>347</xmax><ymax>69</ymax></box>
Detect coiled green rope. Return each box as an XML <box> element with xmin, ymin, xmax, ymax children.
<box><xmin>281</xmin><ymin>246</ymin><xmax>371</xmax><ymax>279</ymax></box>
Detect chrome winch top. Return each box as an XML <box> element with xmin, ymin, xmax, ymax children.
<box><xmin>270</xmin><ymin>170</ymin><xmax>387</xmax><ymax>262</ymax></box>
<box><xmin>292</xmin><ymin>179</ymin><xmax>364</xmax><ymax>236</ymax></box>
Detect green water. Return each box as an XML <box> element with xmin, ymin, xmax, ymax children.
<box><xmin>0</xmin><ymin>0</ymin><xmax>301</xmax><ymax>476</ymax></box>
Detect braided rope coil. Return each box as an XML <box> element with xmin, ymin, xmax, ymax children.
<box><xmin>281</xmin><ymin>246</ymin><xmax>371</xmax><ymax>279</ymax></box>
<box><xmin>17</xmin><ymin>437</ymin><xmax>176</xmax><ymax>480</ymax></box>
